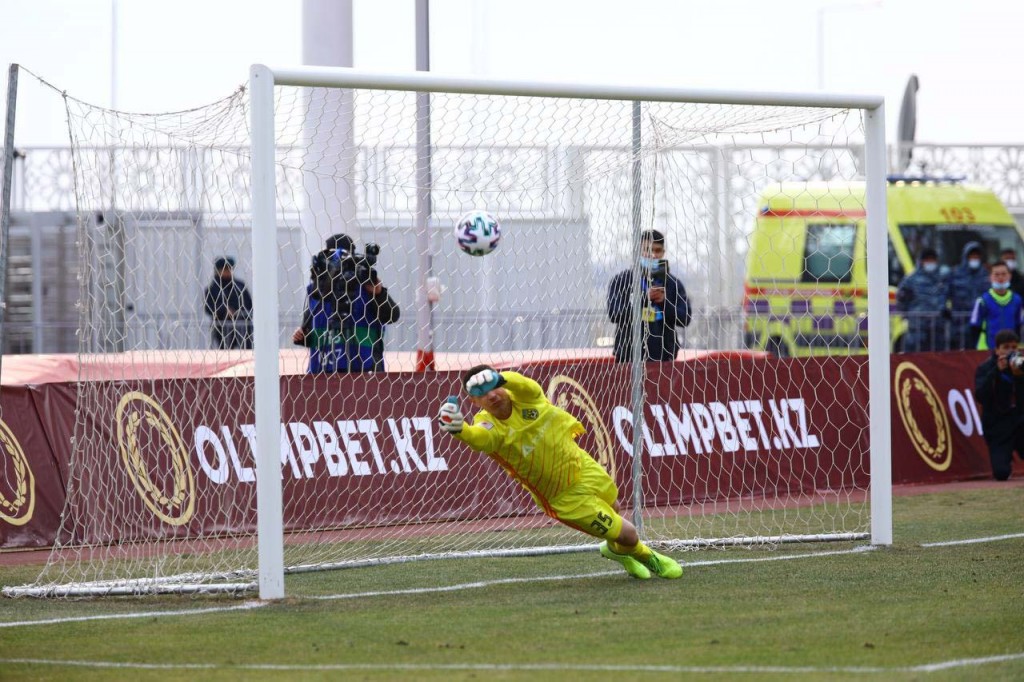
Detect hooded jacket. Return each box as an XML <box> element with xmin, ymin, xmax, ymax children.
<box><xmin>948</xmin><ymin>241</ymin><xmax>991</xmax><ymax>312</ymax></box>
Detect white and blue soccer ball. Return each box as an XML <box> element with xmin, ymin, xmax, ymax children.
<box><xmin>454</xmin><ymin>210</ymin><xmax>501</xmax><ymax>257</ymax></box>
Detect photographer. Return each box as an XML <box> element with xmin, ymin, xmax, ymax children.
<box><xmin>607</xmin><ymin>229</ymin><xmax>691</xmax><ymax>363</ymax></box>
<box><xmin>974</xmin><ymin>328</ymin><xmax>1024</xmax><ymax>481</ymax></box>
<box><xmin>291</xmin><ymin>234</ymin><xmax>400</xmax><ymax>373</ymax></box>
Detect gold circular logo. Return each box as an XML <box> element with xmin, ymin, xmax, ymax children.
<box><xmin>115</xmin><ymin>391</ymin><xmax>195</xmax><ymax>526</ymax></box>
<box><xmin>0</xmin><ymin>418</ymin><xmax>35</xmax><ymax>526</ymax></box>
<box><xmin>894</xmin><ymin>361</ymin><xmax>952</xmax><ymax>472</ymax></box>
<box><xmin>546</xmin><ymin>375</ymin><xmax>617</xmax><ymax>478</ymax></box>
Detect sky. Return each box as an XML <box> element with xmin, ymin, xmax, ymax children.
<box><xmin>1</xmin><ymin>0</ymin><xmax>1023</xmax><ymax>146</ymax></box>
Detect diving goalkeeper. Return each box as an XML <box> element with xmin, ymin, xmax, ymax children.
<box><xmin>437</xmin><ymin>366</ymin><xmax>682</xmax><ymax>580</ymax></box>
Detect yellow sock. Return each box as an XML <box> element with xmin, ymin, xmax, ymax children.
<box><xmin>610</xmin><ymin>540</ymin><xmax>652</xmax><ymax>562</ymax></box>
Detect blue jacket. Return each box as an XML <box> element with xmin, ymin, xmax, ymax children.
<box><xmin>301</xmin><ymin>282</ymin><xmax>400</xmax><ymax>373</ymax></box>
<box><xmin>948</xmin><ymin>241</ymin><xmax>990</xmax><ymax>313</ymax></box>
<box><xmin>970</xmin><ymin>289</ymin><xmax>1023</xmax><ymax>350</ymax></box>
<box><xmin>896</xmin><ymin>264</ymin><xmax>948</xmax><ymax>317</ymax></box>
<box><xmin>607</xmin><ymin>270</ymin><xmax>691</xmax><ymax>362</ymax></box>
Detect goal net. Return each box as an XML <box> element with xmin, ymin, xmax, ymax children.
<box><xmin>3</xmin><ymin>67</ymin><xmax>889</xmax><ymax>598</ymax></box>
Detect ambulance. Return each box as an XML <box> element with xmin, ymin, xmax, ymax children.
<box><xmin>743</xmin><ymin>177</ymin><xmax>1022</xmax><ymax>357</ymax></box>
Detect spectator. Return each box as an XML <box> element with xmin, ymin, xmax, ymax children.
<box><xmin>203</xmin><ymin>256</ymin><xmax>253</xmax><ymax>350</ymax></box>
<box><xmin>896</xmin><ymin>247</ymin><xmax>949</xmax><ymax>352</ymax></box>
<box><xmin>947</xmin><ymin>242</ymin><xmax>990</xmax><ymax>349</ymax></box>
<box><xmin>607</xmin><ymin>229</ymin><xmax>691</xmax><ymax>363</ymax></box>
<box><xmin>291</xmin><ymin>234</ymin><xmax>400</xmax><ymax>373</ymax></box>
<box><xmin>1000</xmin><ymin>247</ymin><xmax>1024</xmax><ymax>299</ymax></box>
<box><xmin>974</xmin><ymin>328</ymin><xmax>1024</xmax><ymax>481</ymax></box>
<box><xmin>969</xmin><ymin>261</ymin><xmax>1023</xmax><ymax>350</ymax></box>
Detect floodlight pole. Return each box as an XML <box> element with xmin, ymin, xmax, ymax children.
<box><xmin>0</xmin><ymin>64</ymin><xmax>19</xmax><ymax>361</ymax></box>
<box><xmin>414</xmin><ymin>0</ymin><xmax>436</xmax><ymax>371</ymax></box>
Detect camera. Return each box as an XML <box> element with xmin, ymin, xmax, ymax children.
<box><xmin>645</xmin><ymin>258</ymin><xmax>670</xmax><ymax>288</ymax></box>
<box><xmin>311</xmin><ymin>242</ymin><xmax>381</xmax><ymax>303</ymax></box>
<box><xmin>1009</xmin><ymin>351</ymin><xmax>1024</xmax><ymax>375</ymax></box>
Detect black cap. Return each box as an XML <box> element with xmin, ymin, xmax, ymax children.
<box><xmin>214</xmin><ymin>256</ymin><xmax>236</xmax><ymax>270</ymax></box>
<box><xmin>920</xmin><ymin>247</ymin><xmax>938</xmax><ymax>261</ymax></box>
<box><xmin>640</xmin><ymin>229</ymin><xmax>665</xmax><ymax>246</ymax></box>
<box><xmin>325</xmin><ymin>233</ymin><xmax>354</xmax><ymax>253</ymax></box>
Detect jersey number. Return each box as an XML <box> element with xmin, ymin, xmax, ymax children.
<box><xmin>590</xmin><ymin>511</ymin><xmax>614</xmax><ymax>536</ymax></box>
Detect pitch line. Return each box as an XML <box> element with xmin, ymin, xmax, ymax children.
<box><xmin>0</xmin><ymin>537</ymin><xmax>1011</xmax><ymax>630</ymax></box>
<box><xmin>2</xmin><ymin>652</ymin><xmax>1023</xmax><ymax>674</ymax></box>
<box><xmin>920</xmin><ymin>532</ymin><xmax>1024</xmax><ymax>547</ymax></box>
<box><xmin>309</xmin><ymin>546</ymin><xmax>876</xmax><ymax>602</ymax></box>
<box><xmin>0</xmin><ymin>547</ymin><xmax>872</xmax><ymax>628</ymax></box>
<box><xmin>0</xmin><ymin>601</ymin><xmax>266</xmax><ymax>629</ymax></box>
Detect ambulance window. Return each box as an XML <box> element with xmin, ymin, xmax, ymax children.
<box><xmin>889</xmin><ymin>238</ymin><xmax>904</xmax><ymax>287</ymax></box>
<box><xmin>802</xmin><ymin>223</ymin><xmax>855</xmax><ymax>283</ymax></box>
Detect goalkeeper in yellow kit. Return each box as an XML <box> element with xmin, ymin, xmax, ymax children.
<box><xmin>437</xmin><ymin>366</ymin><xmax>682</xmax><ymax>580</ymax></box>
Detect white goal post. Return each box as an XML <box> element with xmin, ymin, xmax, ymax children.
<box><xmin>248</xmin><ymin>65</ymin><xmax>891</xmax><ymax>600</ymax></box>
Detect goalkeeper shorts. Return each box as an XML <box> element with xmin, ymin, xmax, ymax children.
<box><xmin>546</xmin><ymin>458</ymin><xmax>624</xmax><ymax>541</ymax></box>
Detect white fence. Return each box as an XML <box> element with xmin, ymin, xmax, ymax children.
<box><xmin>3</xmin><ymin>143</ymin><xmax>1023</xmax><ymax>354</ymax></box>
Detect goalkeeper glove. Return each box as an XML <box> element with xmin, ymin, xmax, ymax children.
<box><xmin>437</xmin><ymin>396</ymin><xmax>464</xmax><ymax>433</ymax></box>
<box><xmin>466</xmin><ymin>368</ymin><xmax>505</xmax><ymax>397</ymax></box>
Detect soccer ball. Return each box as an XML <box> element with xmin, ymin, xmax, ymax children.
<box><xmin>454</xmin><ymin>210</ymin><xmax>501</xmax><ymax>256</ymax></box>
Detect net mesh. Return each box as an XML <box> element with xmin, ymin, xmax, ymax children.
<box><xmin>4</xmin><ymin>71</ymin><xmax>872</xmax><ymax>597</ymax></box>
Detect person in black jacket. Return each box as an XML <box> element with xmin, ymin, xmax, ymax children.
<box><xmin>291</xmin><ymin>234</ymin><xmax>401</xmax><ymax>373</ymax></box>
<box><xmin>974</xmin><ymin>328</ymin><xmax>1024</xmax><ymax>480</ymax></box>
<box><xmin>606</xmin><ymin>229</ymin><xmax>691</xmax><ymax>363</ymax></box>
<box><xmin>203</xmin><ymin>256</ymin><xmax>253</xmax><ymax>349</ymax></box>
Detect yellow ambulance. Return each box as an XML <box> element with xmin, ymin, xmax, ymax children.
<box><xmin>743</xmin><ymin>177</ymin><xmax>1022</xmax><ymax>357</ymax></box>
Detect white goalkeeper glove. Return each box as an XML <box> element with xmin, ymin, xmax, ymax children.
<box><xmin>466</xmin><ymin>368</ymin><xmax>505</xmax><ymax>397</ymax></box>
<box><xmin>437</xmin><ymin>397</ymin><xmax>464</xmax><ymax>433</ymax></box>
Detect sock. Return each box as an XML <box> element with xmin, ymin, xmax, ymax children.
<box><xmin>610</xmin><ymin>540</ymin><xmax>652</xmax><ymax>562</ymax></box>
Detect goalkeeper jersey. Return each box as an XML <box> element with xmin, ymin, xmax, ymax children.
<box><xmin>453</xmin><ymin>372</ymin><xmax>589</xmax><ymax>508</ymax></box>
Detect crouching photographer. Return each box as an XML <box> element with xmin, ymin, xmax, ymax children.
<box><xmin>974</xmin><ymin>328</ymin><xmax>1024</xmax><ymax>480</ymax></box>
<box><xmin>291</xmin><ymin>233</ymin><xmax>400</xmax><ymax>373</ymax></box>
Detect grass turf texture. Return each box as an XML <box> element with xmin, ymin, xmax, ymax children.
<box><xmin>0</xmin><ymin>486</ymin><xmax>1022</xmax><ymax>681</ymax></box>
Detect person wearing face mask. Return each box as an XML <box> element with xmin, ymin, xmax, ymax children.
<box><xmin>968</xmin><ymin>261</ymin><xmax>1024</xmax><ymax>351</ymax></box>
<box><xmin>896</xmin><ymin>247</ymin><xmax>949</xmax><ymax>352</ymax></box>
<box><xmin>606</xmin><ymin>229</ymin><xmax>692</xmax><ymax>363</ymax></box>
<box><xmin>948</xmin><ymin>242</ymin><xmax>991</xmax><ymax>349</ymax></box>
<box><xmin>999</xmin><ymin>248</ymin><xmax>1024</xmax><ymax>299</ymax></box>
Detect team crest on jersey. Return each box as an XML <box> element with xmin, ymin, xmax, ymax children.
<box><xmin>479</xmin><ymin>421</ymin><xmax>494</xmax><ymax>430</ymax></box>
<box><xmin>521</xmin><ymin>408</ymin><xmax>539</xmax><ymax>420</ymax></box>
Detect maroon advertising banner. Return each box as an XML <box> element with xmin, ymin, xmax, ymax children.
<box><xmin>0</xmin><ymin>353</ymin><xmax>1009</xmax><ymax>549</ymax></box>
<box><xmin>888</xmin><ymin>351</ymin><xmax>1009</xmax><ymax>483</ymax></box>
<box><xmin>0</xmin><ymin>386</ymin><xmax>67</xmax><ymax>548</ymax></box>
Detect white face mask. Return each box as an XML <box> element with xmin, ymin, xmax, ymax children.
<box><xmin>1006</xmin><ymin>259</ymin><xmax>1018</xmax><ymax>271</ymax></box>
<box><xmin>922</xmin><ymin>262</ymin><xmax>938</xmax><ymax>273</ymax></box>
<box><xmin>968</xmin><ymin>258</ymin><xmax>982</xmax><ymax>269</ymax></box>
<box><xmin>638</xmin><ymin>257</ymin><xmax>659</xmax><ymax>269</ymax></box>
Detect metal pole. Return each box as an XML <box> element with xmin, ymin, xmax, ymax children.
<box><xmin>268</xmin><ymin>66</ymin><xmax>883</xmax><ymax>110</ymax></box>
<box><xmin>414</xmin><ymin>0</ymin><xmax>435</xmax><ymax>370</ymax></box>
<box><xmin>0</xmin><ymin>64</ymin><xmax>19</xmax><ymax>359</ymax></box>
<box><xmin>864</xmin><ymin>102</ymin><xmax>892</xmax><ymax>546</ymax></box>
<box><xmin>628</xmin><ymin>100</ymin><xmax>645</xmax><ymax>535</ymax></box>
<box><xmin>249</xmin><ymin>64</ymin><xmax>285</xmax><ymax>600</ymax></box>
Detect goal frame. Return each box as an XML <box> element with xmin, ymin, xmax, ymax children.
<box><xmin>248</xmin><ymin>64</ymin><xmax>891</xmax><ymax>601</ymax></box>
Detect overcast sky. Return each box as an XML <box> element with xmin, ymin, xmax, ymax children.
<box><xmin>2</xmin><ymin>0</ymin><xmax>1022</xmax><ymax>146</ymax></box>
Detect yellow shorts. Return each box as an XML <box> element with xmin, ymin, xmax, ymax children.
<box><xmin>547</xmin><ymin>458</ymin><xmax>624</xmax><ymax>541</ymax></box>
